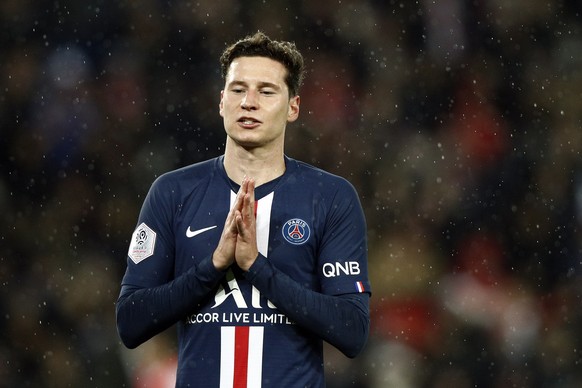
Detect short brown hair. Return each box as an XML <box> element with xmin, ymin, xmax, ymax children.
<box><xmin>220</xmin><ymin>31</ymin><xmax>305</xmax><ymax>97</ymax></box>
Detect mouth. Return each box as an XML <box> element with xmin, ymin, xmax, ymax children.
<box><xmin>238</xmin><ymin>117</ymin><xmax>261</xmax><ymax>128</ymax></box>
<box><xmin>238</xmin><ymin>117</ymin><xmax>261</xmax><ymax>125</ymax></box>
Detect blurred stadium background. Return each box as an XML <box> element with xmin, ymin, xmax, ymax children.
<box><xmin>1</xmin><ymin>0</ymin><xmax>582</xmax><ymax>387</ymax></box>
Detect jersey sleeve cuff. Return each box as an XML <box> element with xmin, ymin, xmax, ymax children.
<box><xmin>193</xmin><ymin>255</ymin><xmax>228</xmax><ymax>285</ymax></box>
<box><xmin>244</xmin><ymin>254</ymin><xmax>270</xmax><ymax>283</ymax></box>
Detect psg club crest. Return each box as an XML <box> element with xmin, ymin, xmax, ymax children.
<box><xmin>282</xmin><ymin>218</ymin><xmax>310</xmax><ymax>245</ymax></box>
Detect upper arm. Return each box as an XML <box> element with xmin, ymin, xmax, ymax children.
<box><xmin>121</xmin><ymin>175</ymin><xmax>177</xmax><ymax>288</ymax></box>
<box><xmin>318</xmin><ymin>181</ymin><xmax>371</xmax><ymax>297</ymax></box>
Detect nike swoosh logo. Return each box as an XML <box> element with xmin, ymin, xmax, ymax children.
<box><xmin>186</xmin><ymin>225</ymin><xmax>217</xmax><ymax>238</ymax></box>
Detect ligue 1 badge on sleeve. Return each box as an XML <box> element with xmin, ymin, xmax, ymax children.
<box><xmin>128</xmin><ymin>222</ymin><xmax>157</xmax><ymax>264</ymax></box>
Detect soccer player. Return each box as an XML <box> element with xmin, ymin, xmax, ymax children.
<box><xmin>116</xmin><ymin>31</ymin><xmax>371</xmax><ymax>388</ymax></box>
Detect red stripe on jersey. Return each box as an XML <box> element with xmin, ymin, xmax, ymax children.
<box><xmin>233</xmin><ymin>326</ymin><xmax>250</xmax><ymax>388</ymax></box>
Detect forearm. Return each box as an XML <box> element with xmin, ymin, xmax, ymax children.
<box><xmin>245</xmin><ymin>255</ymin><xmax>370</xmax><ymax>358</ymax></box>
<box><xmin>116</xmin><ymin>256</ymin><xmax>225</xmax><ymax>348</ymax></box>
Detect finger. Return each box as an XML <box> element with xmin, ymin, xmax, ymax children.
<box><xmin>247</xmin><ymin>178</ymin><xmax>255</xmax><ymax>203</ymax></box>
<box><xmin>226</xmin><ymin>212</ymin><xmax>239</xmax><ymax>234</ymax></box>
<box><xmin>244</xmin><ymin>178</ymin><xmax>255</xmax><ymax>220</ymax></box>
<box><xmin>242</xmin><ymin>193</ymin><xmax>255</xmax><ymax>222</ymax></box>
<box><xmin>226</xmin><ymin>185</ymin><xmax>245</xmax><ymax>232</ymax></box>
<box><xmin>240</xmin><ymin>176</ymin><xmax>249</xmax><ymax>198</ymax></box>
<box><xmin>231</xmin><ymin>177</ymin><xmax>247</xmax><ymax>213</ymax></box>
<box><xmin>238</xmin><ymin>178</ymin><xmax>247</xmax><ymax>199</ymax></box>
<box><xmin>235</xmin><ymin>212</ymin><xmax>247</xmax><ymax>238</ymax></box>
<box><xmin>236</xmin><ymin>194</ymin><xmax>255</xmax><ymax>236</ymax></box>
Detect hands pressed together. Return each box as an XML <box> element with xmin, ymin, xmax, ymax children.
<box><xmin>212</xmin><ymin>177</ymin><xmax>259</xmax><ymax>272</ymax></box>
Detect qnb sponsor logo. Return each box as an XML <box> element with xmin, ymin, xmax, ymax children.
<box><xmin>322</xmin><ymin>261</ymin><xmax>361</xmax><ymax>278</ymax></box>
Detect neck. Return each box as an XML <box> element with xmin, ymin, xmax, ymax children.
<box><xmin>223</xmin><ymin>139</ymin><xmax>286</xmax><ymax>186</ymax></box>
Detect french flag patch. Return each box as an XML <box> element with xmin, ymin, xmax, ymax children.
<box><xmin>355</xmin><ymin>281</ymin><xmax>365</xmax><ymax>293</ymax></box>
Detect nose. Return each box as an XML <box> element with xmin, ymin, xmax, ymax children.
<box><xmin>241</xmin><ymin>90</ymin><xmax>258</xmax><ymax>110</ymax></box>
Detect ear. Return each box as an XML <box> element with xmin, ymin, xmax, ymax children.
<box><xmin>219</xmin><ymin>90</ymin><xmax>225</xmax><ymax>117</ymax></box>
<box><xmin>287</xmin><ymin>95</ymin><xmax>300</xmax><ymax>123</ymax></box>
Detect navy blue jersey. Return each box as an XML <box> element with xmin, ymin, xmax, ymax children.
<box><xmin>118</xmin><ymin>156</ymin><xmax>371</xmax><ymax>387</ymax></box>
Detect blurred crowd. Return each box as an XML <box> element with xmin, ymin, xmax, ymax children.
<box><xmin>1</xmin><ymin>0</ymin><xmax>582</xmax><ymax>387</ymax></box>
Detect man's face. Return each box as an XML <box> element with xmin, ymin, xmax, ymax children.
<box><xmin>219</xmin><ymin>56</ymin><xmax>300</xmax><ymax>150</ymax></box>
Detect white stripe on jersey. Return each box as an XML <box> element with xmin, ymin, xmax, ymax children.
<box><xmin>247</xmin><ymin>326</ymin><xmax>264</xmax><ymax>386</ymax></box>
<box><xmin>220</xmin><ymin>326</ymin><xmax>265</xmax><ymax>388</ymax></box>
<box><xmin>220</xmin><ymin>327</ymin><xmax>235</xmax><ymax>388</ymax></box>
<box><xmin>255</xmin><ymin>192</ymin><xmax>273</xmax><ymax>257</ymax></box>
